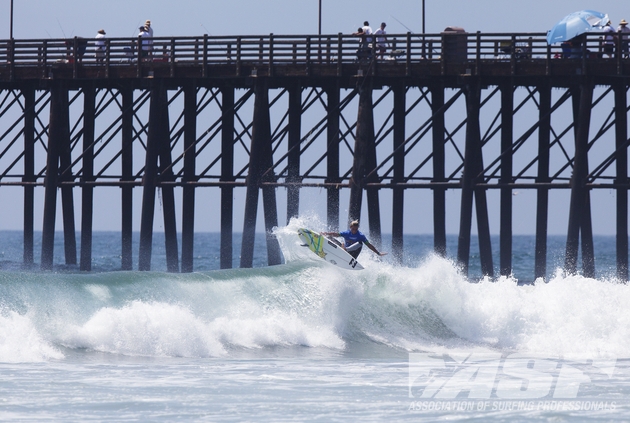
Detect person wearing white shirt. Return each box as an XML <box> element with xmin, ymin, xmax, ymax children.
<box><xmin>138</xmin><ymin>26</ymin><xmax>150</xmax><ymax>61</ymax></box>
<box><xmin>95</xmin><ymin>29</ymin><xmax>106</xmax><ymax>63</ymax></box>
<box><xmin>603</xmin><ymin>21</ymin><xmax>615</xmax><ymax>58</ymax></box>
<box><xmin>362</xmin><ymin>21</ymin><xmax>373</xmax><ymax>44</ymax></box>
<box><xmin>374</xmin><ymin>22</ymin><xmax>388</xmax><ymax>59</ymax></box>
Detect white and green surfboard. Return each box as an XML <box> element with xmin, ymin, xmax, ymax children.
<box><xmin>297</xmin><ymin>228</ymin><xmax>363</xmax><ymax>270</ymax></box>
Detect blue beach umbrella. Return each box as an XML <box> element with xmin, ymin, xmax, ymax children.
<box><xmin>546</xmin><ymin>10</ymin><xmax>609</xmax><ymax>44</ymax></box>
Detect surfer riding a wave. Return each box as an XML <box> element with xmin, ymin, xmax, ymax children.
<box><xmin>322</xmin><ymin>220</ymin><xmax>387</xmax><ymax>259</ymax></box>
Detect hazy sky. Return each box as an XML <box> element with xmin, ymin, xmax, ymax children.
<box><xmin>2</xmin><ymin>0</ymin><xmax>629</xmax><ymax>236</ymax></box>
<box><xmin>5</xmin><ymin>0</ymin><xmax>630</xmax><ymax>39</ymax></box>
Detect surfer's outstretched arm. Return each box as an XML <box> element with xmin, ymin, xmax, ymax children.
<box><xmin>364</xmin><ymin>241</ymin><xmax>387</xmax><ymax>256</ymax></box>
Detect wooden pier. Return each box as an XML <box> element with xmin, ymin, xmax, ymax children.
<box><xmin>0</xmin><ymin>31</ymin><xmax>629</xmax><ymax>279</ymax></box>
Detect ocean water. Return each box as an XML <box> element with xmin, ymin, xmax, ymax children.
<box><xmin>0</xmin><ymin>217</ymin><xmax>629</xmax><ymax>421</ymax></box>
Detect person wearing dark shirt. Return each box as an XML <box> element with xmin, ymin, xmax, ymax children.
<box><xmin>322</xmin><ymin>220</ymin><xmax>387</xmax><ymax>259</ymax></box>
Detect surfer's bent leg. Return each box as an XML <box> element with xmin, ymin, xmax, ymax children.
<box><xmin>346</xmin><ymin>242</ymin><xmax>362</xmax><ymax>259</ymax></box>
<box><xmin>346</xmin><ymin>242</ymin><xmax>362</xmax><ymax>252</ymax></box>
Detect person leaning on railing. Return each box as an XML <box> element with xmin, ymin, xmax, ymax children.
<box><xmin>353</xmin><ymin>27</ymin><xmax>370</xmax><ymax>62</ymax></box>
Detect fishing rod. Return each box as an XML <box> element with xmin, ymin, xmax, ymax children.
<box><xmin>56</xmin><ymin>17</ymin><xmax>67</xmax><ymax>38</ymax></box>
<box><xmin>391</xmin><ymin>14</ymin><xmax>436</xmax><ymax>57</ymax></box>
<box><xmin>201</xmin><ymin>23</ymin><xmax>212</xmax><ymax>35</ymax></box>
<box><xmin>390</xmin><ymin>15</ymin><xmax>416</xmax><ymax>35</ymax></box>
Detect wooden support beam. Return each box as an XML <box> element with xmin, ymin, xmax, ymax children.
<box><xmin>458</xmin><ymin>81</ymin><xmax>493</xmax><ymax>277</ymax></box>
<box><xmin>499</xmin><ymin>83</ymin><xmax>513</xmax><ymax>276</ymax></box>
<box><xmin>431</xmin><ymin>85</ymin><xmax>447</xmax><ymax>257</ymax></box>
<box><xmin>475</xmin><ymin>182</ymin><xmax>494</xmax><ymax>277</ymax></box>
<box><xmin>578</xmin><ymin>84</ymin><xmax>595</xmax><ymax>278</ymax></box>
<box><xmin>41</xmin><ymin>84</ymin><xmax>65</xmax><ymax>270</ymax></box>
<box><xmin>138</xmin><ymin>85</ymin><xmax>164</xmax><ymax>271</ymax></box>
<box><xmin>365</xmin><ymin>105</ymin><xmax>382</xmax><ymax>246</ymax></box>
<box><xmin>220</xmin><ymin>87</ymin><xmax>235</xmax><ymax>269</ymax></box>
<box><xmin>348</xmin><ymin>84</ymin><xmax>373</xmax><ymax>225</ymax></box>
<box><xmin>58</xmin><ymin>88</ymin><xmax>77</xmax><ymax>266</ymax></box>
<box><xmin>286</xmin><ymin>83</ymin><xmax>301</xmax><ymax>223</ymax></box>
<box><xmin>240</xmin><ymin>85</ymin><xmax>263</xmax><ymax>268</ymax></box>
<box><xmin>581</xmin><ymin>190</ymin><xmax>595</xmax><ymax>277</ymax></box>
<box><xmin>80</xmin><ymin>87</ymin><xmax>95</xmax><ymax>271</ymax></box>
<box><xmin>241</xmin><ymin>81</ymin><xmax>282</xmax><ymax>267</ymax></box>
<box><xmin>158</xmin><ymin>90</ymin><xmax>180</xmax><ymax>273</ymax></box>
<box><xmin>565</xmin><ymin>83</ymin><xmax>594</xmax><ymax>276</ymax></box>
<box><xmin>22</xmin><ymin>87</ymin><xmax>35</xmax><ymax>268</ymax></box>
<box><xmin>121</xmin><ymin>87</ymin><xmax>134</xmax><ymax>270</ymax></box>
<box><xmin>366</xmin><ymin>187</ymin><xmax>382</xmax><ymax>245</ymax></box>
<box><xmin>181</xmin><ymin>84</ymin><xmax>197</xmax><ymax>273</ymax></box>
<box><xmin>392</xmin><ymin>84</ymin><xmax>405</xmax><ymax>263</ymax></box>
<box><xmin>326</xmin><ymin>84</ymin><xmax>340</xmax><ymax>231</ymax></box>
<box><xmin>261</xmin><ymin>91</ymin><xmax>282</xmax><ymax>266</ymax></box>
<box><xmin>615</xmin><ymin>85</ymin><xmax>628</xmax><ymax>281</ymax></box>
<box><xmin>535</xmin><ymin>84</ymin><xmax>551</xmax><ymax>280</ymax></box>
<box><xmin>262</xmin><ymin>182</ymin><xmax>282</xmax><ymax>265</ymax></box>
<box><xmin>473</xmin><ymin>84</ymin><xmax>493</xmax><ymax>277</ymax></box>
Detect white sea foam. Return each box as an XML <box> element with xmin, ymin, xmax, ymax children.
<box><xmin>344</xmin><ymin>254</ymin><xmax>630</xmax><ymax>356</ymax></box>
<box><xmin>0</xmin><ymin>311</ymin><xmax>63</xmax><ymax>362</ymax></box>
<box><xmin>61</xmin><ymin>301</ymin><xmax>227</xmax><ymax>357</ymax></box>
<box><xmin>60</xmin><ymin>295</ymin><xmax>345</xmax><ymax>357</ymax></box>
<box><xmin>0</xmin><ymin>220</ymin><xmax>628</xmax><ymax>361</ymax></box>
<box><xmin>210</xmin><ymin>312</ymin><xmax>344</xmax><ymax>349</ymax></box>
<box><xmin>277</xmin><ymin>217</ymin><xmax>630</xmax><ymax>356</ymax></box>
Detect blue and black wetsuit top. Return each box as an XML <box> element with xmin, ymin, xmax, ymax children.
<box><xmin>339</xmin><ymin>230</ymin><xmax>368</xmax><ymax>258</ymax></box>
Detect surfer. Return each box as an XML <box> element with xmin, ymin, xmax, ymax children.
<box><xmin>322</xmin><ymin>220</ymin><xmax>387</xmax><ymax>259</ymax></box>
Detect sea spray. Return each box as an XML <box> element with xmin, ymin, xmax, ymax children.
<box><xmin>0</xmin><ymin>220</ymin><xmax>627</xmax><ymax>361</ymax></box>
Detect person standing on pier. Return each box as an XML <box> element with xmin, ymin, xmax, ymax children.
<box><xmin>374</xmin><ymin>22</ymin><xmax>388</xmax><ymax>60</ymax></box>
<box><xmin>353</xmin><ymin>27</ymin><xmax>370</xmax><ymax>61</ymax></box>
<box><xmin>138</xmin><ymin>26</ymin><xmax>150</xmax><ymax>61</ymax></box>
<box><xmin>144</xmin><ymin>20</ymin><xmax>154</xmax><ymax>37</ymax></box>
<box><xmin>322</xmin><ymin>220</ymin><xmax>387</xmax><ymax>259</ymax></box>
<box><xmin>95</xmin><ymin>29</ymin><xmax>106</xmax><ymax>63</ymax></box>
<box><xmin>618</xmin><ymin>19</ymin><xmax>630</xmax><ymax>57</ymax></box>
<box><xmin>603</xmin><ymin>21</ymin><xmax>616</xmax><ymax>58</ymax></box>
<box><xmin>362</xmin><ymin>21</ymin><xmax>373</xmax><ymax>44</ymax></box>
<box><xmin>144</xmin><ymin>20</ymin><xmax>154</xmax><ymax>55</ymax></box>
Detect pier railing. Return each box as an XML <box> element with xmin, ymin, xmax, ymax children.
<box><xmin>0</xmin><ymin>31</ymin><xmax>627</xmax><ymax>79</ymax></box>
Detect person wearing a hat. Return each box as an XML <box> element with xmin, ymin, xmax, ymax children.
<box><xmin>144</xmin><ymin>20</ymin><xmax>153</xmax><ymax>37</ymax></box>
<box><xmin>322</xmin><ymin>220</ymin><xmax>387</xmax><ymax>259</ymax></box>
<box><xmin>143</xmin><ymin>20</ymin><xmax>154</xmax><ymax>55</ymax></box>
<box><xmin>618</xmin><ymin>19</ymin><xmax>630</xmax><ymax>58</ymax></box>
<box><xmin>138</xmin><ymin>26</ymin><xmax>150</xmax><ymax>60</ymax></box>
<box><xmin>95</xmin><ymin>29</ymin><xmax>106</xmax><ymax>63</ymax></box>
